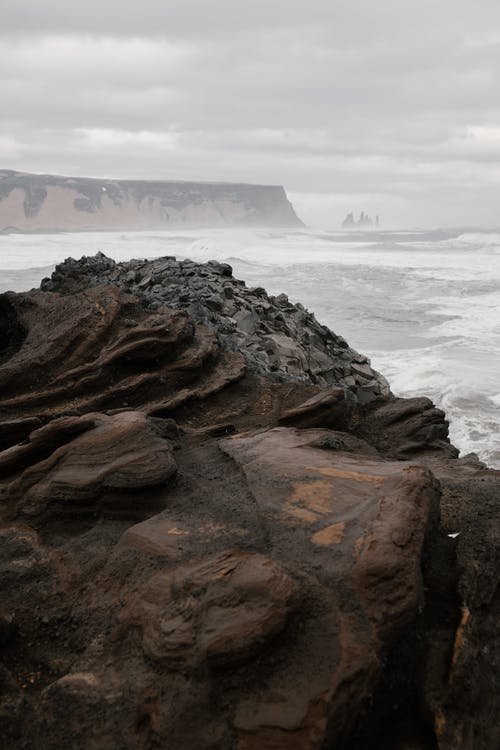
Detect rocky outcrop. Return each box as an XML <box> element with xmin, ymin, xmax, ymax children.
<box><xmin>41</xmin><ymin>253</ymin><xmax>391</xmax><ymax>400</ymax></box>
<box><xmin>0</xmin><ymin>282</ymin><xmax>246</xmax><ymax>426</ymax></box>
<box><xmin>355</xmin><ymin>396</ymin><xmax>459</xmax><ymax>459</ymax></box>
<box><xmin>0</xmin><ymin>256</ymin><xmax>498</xmax><ymax>749</ymax></box>
<box><xmin>0</xmin><ymin>412</ymin><xmax>177</xmax><ymax>519</ymax></box>
<box><xmin>0</xmin><ymin>170</ymin><xmax>303</xmax><ymax>231</ymax></box>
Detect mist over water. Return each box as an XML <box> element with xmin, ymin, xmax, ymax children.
<box><xmin>1</xmin><ymin>227</ymin><xmax>499</xmax><ymax>467</ymax></box>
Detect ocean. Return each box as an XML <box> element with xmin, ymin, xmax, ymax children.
<box><xmin>1</xmin><ymin>227</ymin><xmax>499</xmax><ymax>468</ymax></box>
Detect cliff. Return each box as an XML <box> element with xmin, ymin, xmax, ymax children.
<box><xmin>0</xmin><ymin>170</ymin><xmax>303</xmax><ymax>232</ymax></box>
<box><xmin>0</xmin><ymin>255</ymin><xmax>498</xmax><ymax>750</ymax></box>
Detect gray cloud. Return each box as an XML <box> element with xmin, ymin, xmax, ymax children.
<box><xmin>2</xmin><ymin>1</ymin><xmax>500</xmax><ymax>226</ymax></box>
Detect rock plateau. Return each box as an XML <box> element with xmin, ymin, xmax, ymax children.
<box><xmin>0</xmin><ymin>170</ymin><xmax>303</xmax><ymax>232</ymax></box>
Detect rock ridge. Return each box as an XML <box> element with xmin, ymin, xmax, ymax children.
<box><xmin>0</xmin><ymin>255</ymin><xmax>497</xmax><ymax>749</ymax></box>
<box><xmin>41</xmin><ymin>252</ymin><xmax>391</xmax><ymax>402</ymax></box>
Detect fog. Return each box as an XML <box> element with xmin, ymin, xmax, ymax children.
<box><xmin>2</xmin><ymin>1</ymin><xmax>500</xmax><ymax>227</ymax></box>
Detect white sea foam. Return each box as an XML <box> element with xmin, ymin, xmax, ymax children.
<box><xmin>0</xmin><ymin>227</ymin><xmax>499</xmax><ymax>467</ymax></box>
<box><xmin>455</xmin><ymin>232</ymin><xmax>500</xmax><ymax>247</ymax></box>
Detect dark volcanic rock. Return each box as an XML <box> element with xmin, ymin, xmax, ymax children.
<box><xmin>0</xmin><ymin>256</ymin><xmax>498</xmax><ymax>750</ymax></box>
<box><xmin>0</xmin><ymin>417</ymin><xmax>42</xmax><ymax>451</ymax></box>
<box><xmin>0</xmin><ymin>613</ymin><xmax>17</xmax><ymax>646</ymax></box>
<box><xmin>356</xmin><ymin>395</ymin><xmax>459</xmax><ymax>459</ymax></box>
<box><xmin>41</xmin><ymin>253</ymin><xmax>391</xmax><ymax>401</ymax></box>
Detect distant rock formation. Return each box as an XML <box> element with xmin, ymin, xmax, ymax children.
<box><xmin>0</xmin><ymin>170</ymin><xmax>303</xmax><ymax>232</ymax></box>
<box><xmin>342</xmin><ymin>211</ymin><xmax>379</xmax><ymax>228</ymax></box>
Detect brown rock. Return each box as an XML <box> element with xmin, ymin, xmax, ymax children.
<box><xmin>278</xmin><ymin>387</ymin><xmax>355</xmax><ymax>430</ymax></box>
<box><xmin>0</xmin><ymin>416</ymin><xmax>43</xmax><ymax>451</ymax></box>
<box><xmin>0</xmin><ymin>525</ymin><xmax>50</xmax><ymax>583</ymax></box>
<box><xmin>0</xmin><ymin>414</ymin><xmax>96</xmax><ymax>477</ymax></box>
<box><xmin>221</xmin><ymin>427</ymin><xmax>438</xmax><ymax>641</ymax></box>
<box><xmin>121</xmin><ymin>550</ymin><xmax>297</xmax><ymax>669</ymax></box>
<box><xmin>0</xmin><ymin>285</ymin><xmax>246</xmax><ymax>421</ymax></box>
<box><xmin>64</xmin><ymin>425</ymin><xmax>436</xmax><ymax>748</ymax></box>
<box><xmin>1</xmin><ymin>411</ymin><xmax>177</xmax><ymax>517</ymax></box>
<box><xmin>0</xmin><ymin>271</ymin><xmax>497</xmax><ymax>750</ymax></box>
<box><xmin>357</xmin><ymin>396</ymin><xmax>458</xmax><ymax>459</ymax></box>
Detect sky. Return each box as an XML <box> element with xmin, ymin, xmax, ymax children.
<box><xmin>2</xmin><ymin>0</ymin><xmax>500</xmax><ymax>228</ymax></box>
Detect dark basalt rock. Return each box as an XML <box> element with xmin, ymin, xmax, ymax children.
<box><xmin>41</xmin><ymin>253</ymin><xmax>392</xmax><ymax>402</ymax></box>
<box><xmin>0</xmin><ymin>295</ymin><xmax>26</xmax><ymax>365</ymax></box>
<box><xmin>356</xmin><ymin>395</ymin><xmax>459</xmax><ymax>459</ymax></box>
<box><xmin>0</xmin><ymin>257</ymin><xmax>497</xmax><ymax>750</ymax></box>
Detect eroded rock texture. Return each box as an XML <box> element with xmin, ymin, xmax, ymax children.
<box><xmin>0</xmin><ymin>257</ymin><xmax>498</xmax><ymax>750</ymax></box>
<box><xmin>41</xmin><ymin>253</ymin><xmax>391</xmax><ymax>399</ymax></box>
<box><xmin>0</xmin><ymin>411</ymin><xmax>177</xmax><ymax>518</ymax></box>
<box><xmin>0</xmin><ymin>283</ymin><xmax>246</xmax><ymax>429</ymax></box>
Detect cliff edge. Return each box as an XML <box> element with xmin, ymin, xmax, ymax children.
<box><xmin>0</xmin><ymin>170</ymin><xmax>303</xmax><ymax>232</ymax></box>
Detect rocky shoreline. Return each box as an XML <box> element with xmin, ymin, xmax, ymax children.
<box><xmin>0</xmin><ymin>254</ymin><xmax>498</xmax><ymax>749</ymax></box>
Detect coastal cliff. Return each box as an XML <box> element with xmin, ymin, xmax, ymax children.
<box><xmin>0</xmin><ymin>255</ymin><xmax>498</xmax><ymax>750</ymax></box>
<box><xmin>0</xmin><ymin>170</ymin><xmax>303</xmax><ymax>232</ymax></box>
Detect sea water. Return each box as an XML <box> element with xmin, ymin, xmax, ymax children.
<box><xmin>1</xmin><ymin>227</ymin><xmax>499</xmax><ymax>468</ymax></box>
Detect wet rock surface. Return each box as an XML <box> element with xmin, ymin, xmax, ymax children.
<box><xmin>0</xmin><ymin>254</ymin><xmax>498</xmax><ymax>749</ymax></box>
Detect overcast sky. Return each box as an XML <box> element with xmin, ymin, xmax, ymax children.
<box><xmin>2</xmin><ymin>1</ymin><xmax>500</xmax><ymax>227</ymax></box>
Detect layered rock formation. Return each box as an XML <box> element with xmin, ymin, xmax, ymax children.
<box><xmin>0</xmin><ymin>255</ymin><xmax>498</xmax><ymax>750</ymax></box>
<box><xmin>40</xmin><ymin>253</ymin><xmax>391</xmax><ymax>401</ymax></box>
<box><xmin>0</xmin><ymin>170</ymin><xmax>303</xmax><ymax>232</ymax></box>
